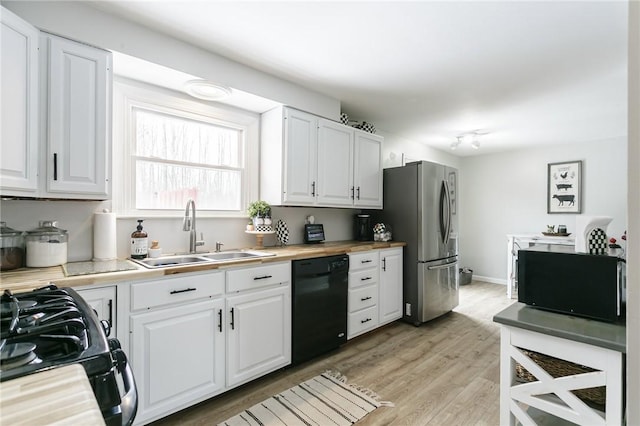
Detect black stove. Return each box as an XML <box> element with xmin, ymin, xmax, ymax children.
<box><xmin>0</xmin><ymin>285</ymin><xmax>137</xmax><ymax>425</ymax></box>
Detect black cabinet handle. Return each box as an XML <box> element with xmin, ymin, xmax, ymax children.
<box><xmin>217</xmin><ymin>309</ymin><xmax>222</xmax><ymax>332</ymax></box>
<box><xmin>53</xmin><ymin>153</ymin><xmax>58</xmax><ymax>181</ymax></box>
<box><xmin>356</xmin><ymin>186</ymin><xmax>360</xmax><ymax>200</ymax></box>
<box><xmin>361</xmin><ymin>318</ymin><xmax>372</xmax><ymax>324</ymax></box>
<box><xmin>170</xmin><ymin>288</ymin><xmax>196</xmax><ymax>294</ymax></box>
<box><xmin>361</xmin><ymin>276</ymin><xmax>372</xmax><ymax>281</ymax></box>
<box><xmin>311</xmin><ymin>181</ymin><xmax>316</xmax><ymax>197</ymax></box>
<box><xmin>107</xmin><ymin>299</ymin><xmax>113</xmax><ymax>330</ymax></box>
<box><xmin>361</xmin><ymin>259</ymin><xmax>372</xmax><ymax>264</ymax></box>
<box><xmin>351</xmin><ymin>186</ymin><xmax>355</xmax><ymax>199</ymax></box>
<box><xmin>361</xmin><ymin>296</ymin><xmax>372</xmax><ymax>301</ymax></box>
<box><xmin>230</xmin><ymin>307</ymin><xmax>235</xmax><ymax>330</ymax></box>
<box><xmin>254</xmin><ymin>275</ymin><xmax>273</xmax><ymax>280</ymax></box>
<box><xmin>382</xmin><ymin>258</ymin><xmax>387</xmax><ymax>271</ymax></box>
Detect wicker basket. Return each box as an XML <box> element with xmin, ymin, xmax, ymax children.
<box><xmin>515</xmin><ymin>349</ymin><xmax>606</xmax><ymax>407</ymax></box>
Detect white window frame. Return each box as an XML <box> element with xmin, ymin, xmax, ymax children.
<box><xmin>113</xmin><ymin>77</ymin><xmax>259</xmax><ymax>218</ymax></box>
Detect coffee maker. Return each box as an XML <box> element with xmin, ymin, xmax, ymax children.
<box><xmin>354</xmin><ymin>214</ymin><xmax>373</xmax><ymax>241</ymax></box>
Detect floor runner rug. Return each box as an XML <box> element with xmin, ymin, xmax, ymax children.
<box><xmin>218</xmin><ymin>371</ymin><xmax>392</xmax><ymax>426</ymax></box>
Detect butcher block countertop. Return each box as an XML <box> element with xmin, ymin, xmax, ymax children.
<box><xmin>0</xmin><ymin>364</ymin><xmax>105</xmax><ymax>425</ymax></box>
<box><xmin>0</xmin><ymin>240</ymin><xmax>405</xmax><ymax>293</ymax></box>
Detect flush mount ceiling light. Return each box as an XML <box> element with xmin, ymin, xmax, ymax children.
<box><xmin>184</xmin><ymin>80</ymin><xmax>232</xmax><ymax>101</ymax></box>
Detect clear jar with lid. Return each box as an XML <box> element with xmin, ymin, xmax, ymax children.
<box><xmin>25</xmin><ymin>221</ymin><xmax>68</xmax><ymax>267</ymax></box>
<box><xmin>1</xmin><ymin>222</ymin><xmax>25</xmax><ymax>271</ymax></box>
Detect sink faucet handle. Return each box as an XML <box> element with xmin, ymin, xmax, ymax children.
<box><xmin>195</xmin><ymin>232</ymin><xmax>205</xmax><ymax>248</ymax></box>
<box><xmin>215</xmin><ymin>241</ymin><xmax>224</xmax><ymax>252</ymax></box>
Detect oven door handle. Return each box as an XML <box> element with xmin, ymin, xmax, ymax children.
<box><xmin>112</xmin><ymin>348</ymin><xmax>138</xmax><ymax>426</ymax></box>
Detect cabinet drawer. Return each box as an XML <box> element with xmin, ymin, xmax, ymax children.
<box><xmin>348</xmin><ymin>305</ymin><xmax>378</xmax><ymax>339</ymax></box>
<box><xmin>348</xmin><ymin>268</ymin><xmax>379</xmax><ymax>289</ymax></box>
<box><xmin>349</xmin><ymin>252</ymin><xmax>379</xmax><ymax>271</ymax></box>
<box><xmin>348</xmin><ymin>284</ymin><xmax>377</xmax><ymax>312</ymax></box>
<box><xmin>226</xmin><ymin>262</ymin><xmax>290</xmax><ymax>293</ymax></box>
<box><xmin>131</xmin><ymin>272</ymin><xmax>224</xmax><ymax>311</ymax></box>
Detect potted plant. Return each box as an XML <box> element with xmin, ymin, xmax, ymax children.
<box><xmin>247</xmin><ymin>200</ymin><xmax>271</xmax><ymax>227</ymax></box>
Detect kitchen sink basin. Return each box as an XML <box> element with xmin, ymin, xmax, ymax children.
<box><xmin>132</xmin><ymin>255</ymin><xmax>211</xmax><ymax>269</ymax></box>
<box><xmin>131</xmin><ymin>251</ymin><xmax>275</xmax><ymax>269</ymax></box>
<box><xmin>201</xmin><ymin>250</ymin><xmax>274</xmax><ymax>261</ymax></box>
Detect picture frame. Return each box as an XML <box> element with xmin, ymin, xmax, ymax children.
<box><xmin>547</xmin><ymin>160</ymin><xmax>582</xmax><ymax>214</ymax></box>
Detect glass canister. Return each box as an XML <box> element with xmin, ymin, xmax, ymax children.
<box><xmin>0</xmin><ymin>222</ymin><xmax>25</xmax><ymax>271</ymax></box>
<box><xmin>25</xmin><ymin>221</ymin><xmax>68</xmax><ymax>267</ymax></box>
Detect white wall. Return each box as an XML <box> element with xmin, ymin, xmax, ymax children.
<box><xmin>379</xmin><ymin>129</ymin><xmax>461</xmax><ymax>170</ymax></box>
<box><xmin>459</xmin><ymin>137</ymin><xmax>627</xmax><ymax>282</ymax></box>
<box><xmin>626</xmin><ymin>1</ymin><xmax>639</xmax><ymax>423</ymax></box>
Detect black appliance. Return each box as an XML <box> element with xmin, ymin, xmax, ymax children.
<box><xmin>292</xmin><ymin>255</ymin><xmax>348</xmax><ymax>364</ymax></box>
<box><xmin>354</xmin><ymin>214</ymin><xmax>372</xmax><ymax>241</ymax></box>
<box><xmin>303</xmin><ymin>224</ymin><xmax>325</xmax><ymax>243</ymax></box>
<box><xmin>0</xmin><ymin>285</ymin><xmax>137</xmax><ymax>425</ymax></box>
<box><xmin>518</xmin><ymin>246</ymin><xmax>626</xmax><ymax>322</ymax></box>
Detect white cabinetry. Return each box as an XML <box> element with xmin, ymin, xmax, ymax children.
<box><xmin>348</xmin><ymin>248</ymin><xmax>403</xmax><ymax>339</ymax></box>
<box><xmin>39</xmin><ymin>33</ymin><xmax>111</xmax><ymax>199</ymax></box>
<box><xmin>75</xmin><ymin>285</ymin><xmax>117</xmax><ymax>339</ymax></box>
<box><xmin>347</xmin><ymin>251</ymin><xmax>380</xmax><ymax>339</ymax></box>
<box><xmin>261</xmin><ymin>106</ymin><xmax>382</xmax><ymax>208</ymax></box>
<box><xmin>378</xmin><ymin>248</ymin><xmax>403</xmax><ymax>325</ymax></box>
<box><xmin>129</xmin><ymin>271</ymin><xmax>226</xmax><ymax>424</ymax></box>
<box><xmin>0</xmin><ymin>7</ymin><xmax>39</xmax><ymax>196</ymax></box>
<box><xmin>226</xmin><ymin>262</ymin><xmax>291</xmax><ymax>387</ymax></box>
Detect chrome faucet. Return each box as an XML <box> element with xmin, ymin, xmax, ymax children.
<box><xmin>183</xmin><ymin>199</ymin><xmax>205</xmax><ymax>253</ymax></box>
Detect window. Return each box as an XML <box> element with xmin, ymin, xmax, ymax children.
<box><xmin>113</xmin><ymin>78</ymin><xmax>259</xmax><ymax>217</ymax></box>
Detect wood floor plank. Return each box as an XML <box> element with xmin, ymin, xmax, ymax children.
<box><xmin>151</xmin><ymin>281</ymin><xmax>514</xmax><ymax>426</ymax></box>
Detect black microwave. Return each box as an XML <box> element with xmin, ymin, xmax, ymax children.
<box><xmin>517</xmin><ymin>246</ymin><xmax>625</xmax><ymax>322</ymax></box>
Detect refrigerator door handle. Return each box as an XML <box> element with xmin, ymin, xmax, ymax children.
<box><xmin>439</xmin><ymin>180</ymin><xmax>452</xmax><ymax>246</ymax></box>
<box><xmin>427</xmin><ymin>261</ymin><xmax>457</xmax><ymax>271</ymax></box>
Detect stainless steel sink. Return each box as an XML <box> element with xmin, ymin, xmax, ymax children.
<box><xmin>202</xmin><ymin>250</ymin><xmax>275</xmax><ymax>261</ymax></box>
<box><xmin>131</xmin><ymin>250</ymin><xmax>275</xmax><ymax>268</ymax></box>
<box><xmin>132</xmin><ymin>255</ymin><xmax>211</xmax><ymax>269</ymax></box>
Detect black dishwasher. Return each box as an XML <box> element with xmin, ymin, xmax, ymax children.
<box><xmin>292</xmin><ymin>255</ymin><xmax>349</xmax><ymax>364</ymax></box>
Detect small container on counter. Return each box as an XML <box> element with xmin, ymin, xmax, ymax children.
<box><xmin>148</xmin><ymin>240</ymin><xmax>161</xmax><ymax>258</ymax></box>
<box><xmin>25</xmin><ymin>221</ymin><xmax>68</xmax><ymax>267</ymax></box>
<box><xmin>1</xmin><ymin>222</ymin><xmax>25</xmax><ymax>271</ymax></box>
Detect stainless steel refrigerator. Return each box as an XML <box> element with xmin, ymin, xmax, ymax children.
<box><xmin>379</xmin><ymin>161</ymin><xmax>459</xmax><ymax>325</ymax></box>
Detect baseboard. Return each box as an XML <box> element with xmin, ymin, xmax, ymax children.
<box><xmin>473</xmin><ymin>275</ymin><xmax>507</xmax><ymax>285</ymax></box>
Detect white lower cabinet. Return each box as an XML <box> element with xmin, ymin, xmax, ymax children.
<box><xmin>127</xmin><ymin>262</ymin><xmax>291</xmax><ymax>425</ymax></box>
<box><xmin>379</xmin><ymin>248</ymin><xmax>403</xmax><ymax>325</ymax></box>
<box><xmin>75</xmin><ymin>285</ymin><xmax>117</xmax><ymax>339</ymax></box>
<box><xmin>347</xmin><ymin>248</ymin><xmax>403</xmax><ymax>339</ymax></box>
<box><xmin>226</xmin><ymin>285</ymin><xmax>290</xmax><ymax>387</ymax></box>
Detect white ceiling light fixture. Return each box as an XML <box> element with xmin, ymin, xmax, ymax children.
<box><xmin>451</xmin><ymin>131</ymin><xmax>487</xmax><ymax>150</ymax></box>
<box><xmin>184</xmin><ymin>79</ymin><xmax>232</xmax><ymax>101</ymax></box>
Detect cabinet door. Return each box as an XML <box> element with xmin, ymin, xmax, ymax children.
<box><xmin>0</xmin><ymin>7</ymin><xmax>39</xmax><ymax>196</ymax></box>
<box><xmin>317</xmin><ymin>119</ymin><xmax>354</xmax><ymax>206</ymax></box>
<box><xmin>354</xmin><ymin>132</ymin><xmax>383</xmax><ymax>208</ymax></box>
<box><xmin>76</xmin><ymin>286</ymin><xmax>117</xmax><ymax>339</ymax></box>
<box><xmin>379</xmin><ymin>248</ymin><xmax>403</xmax><ymax>325</ymax></box>
<box><xmin>283</xmin><ymin>108</ymin><xmax>317</xmax><ymax>205</ymax></box>
<box><xmin>226</xmin><ymin>285</ymin><xmax>291</xmax><ymax>387</ymax></box>
<box><xmin>130</xmin><ymin>299</ymin><xmax>225</xmax><ymax>424</ymax></box>
<box><xmin>42</xmin><ymin>33</ymin><xmax>111</xmax><ymax>198</ymax></box>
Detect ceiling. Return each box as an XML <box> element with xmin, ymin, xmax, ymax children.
<box><xmin>93</xmin><ymin>1</ymin><xmax>628</xmax><ymax>156</ymax></box>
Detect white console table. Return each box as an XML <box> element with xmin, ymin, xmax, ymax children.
<box><xmin>494</xmin><ymin>303</ymin><xmax>626</xmax><ymax>426</ymax></box>
<box><xmin>506</xmin><ymin>234</ymin><xmax>575</xmax><ymax>299</ymax></box>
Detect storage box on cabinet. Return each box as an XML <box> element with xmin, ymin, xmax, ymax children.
<box><xmin>130</xmin><ymin>272</ymin><xmax>224</xmax><ymax>311</ymax></box>
<box><xmin>226</xmin><ymin>262</ymin><xmax>290</xmax><ymax>293</ymax></box>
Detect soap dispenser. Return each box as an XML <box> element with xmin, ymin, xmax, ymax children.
<box><xmin>130</xmin><ymin>219</ymin><xmax>148</xmax><ymax>259</ymax></box>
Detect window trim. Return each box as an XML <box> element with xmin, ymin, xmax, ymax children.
<box><xmin>113</xmin><ymin>77</ymin><xmax>259</xmax><ymax>218</ymax></box>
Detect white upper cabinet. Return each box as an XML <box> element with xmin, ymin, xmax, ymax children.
<box><xmin>0</xmin><ymin>7</ymin><xmax>39</xmax><ymax>196</ymax></box>
<box><xmin>261</xmin><ymin>106</ymin><xmax>383</xmax><ymax>209</ymax></box>
<box><xmin>354</xmin><ymin>132</ymin><xmax>383</xmax><ymax>208</ymax></box>
<box><xmin>40</xmin><ymin>33</ymin><xmax>111</xmax><ymax>199</ymax></box>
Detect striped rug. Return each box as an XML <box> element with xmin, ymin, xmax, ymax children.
<box><xmin>218</xmin><ymin>371</ymin><xmax>392</xmax><ymax>426</ymax></box>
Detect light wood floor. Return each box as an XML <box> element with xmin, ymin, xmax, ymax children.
<box><xmin>152</xmin><ymin>281</ymin><xmax>515</xmax><ymax>426</ymax></box>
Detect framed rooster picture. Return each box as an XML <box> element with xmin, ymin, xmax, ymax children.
<box><xmin>547</xmin><ymin>160</ymin><xmax>582</xmax><ymax>214</ymax></box>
